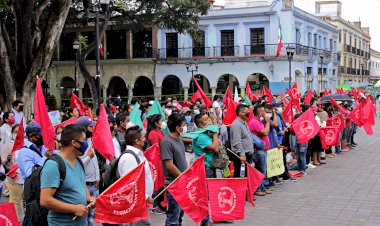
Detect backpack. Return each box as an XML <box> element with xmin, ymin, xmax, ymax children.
<box><xmin>23</xmin><ymin>152</ymin><xmax>84</xmax><ymax>226</ymax></box>
<box><xmin>102</xmin><ymin>149</ymin><xmax>140</xmax><ymax>190</ymax></box>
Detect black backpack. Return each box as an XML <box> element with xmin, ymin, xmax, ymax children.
<box><xmin>23</xmin><ymin>152</ymin><xmax>84</xmax><ymax>226</ymax></box>
<box><xmin>102</xmin><ymin>149</ymin><xmax>140</xmax><ymax>190</ymax></box>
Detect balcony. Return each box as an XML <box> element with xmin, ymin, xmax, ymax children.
<box><xmin>361</xmin><ymin>50</ymin><xmax>364</xmax><ymax>56</ymax></box>
<box><xmin>339</xmin><ymin>66</ymin><xmax>345</xmax><ymax>74</ymax></box>
<box><xmin>345</xmin><ymin>44</ymin><xmax>351</xmax><ymax>53</ymax></box>
<box><xmin>214</xmin><ymin>46</ymin><xmax>240</xmax><ymax>57</ymax></box>
<box><xmin>352</xmin><ymin>47</ymin><xmax>357</xmax><ymax>55</ymax></box>
<box><xmin>157</xmin><ymin>47</ymin><xmax>211</xmax><ymax>59</ymax></box>
<box><xmin>132</xmin><ymin>47</ymin><xmax>153</xmax><ymax>58</ymax></box>
<box><xmin>347</xmin><ymin>68</ymin><xmax>351</xmax><ymax>74</ymax></box>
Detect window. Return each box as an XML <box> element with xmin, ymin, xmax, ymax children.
<box><xmin>330</xmin><ymin>39</ymin><xmax>333</xmax><ymax>51</ymax></box>
<box><xmin>338</xmin><ymin>30</ymin><xmax>341</xmax><ymax>43</ymax></box>
<box><xmin>307</xmin><ymin>67</ymin><xmax>312</xmax><ymax>74</ymax></box>
<box><xmin>221</xmin><ymin>30</ymin><xmax>235</xmax><ymax>56</ymax></box>
<box><xmin>107</xmin><ymin>30</ymin><xmax>127</xmax><ymax>59</ymax></box>
<box><xmin>166</xmin><ymin>33</ymin><xmax>178</xmax><ymax>58</ymax></box>
<box><xmin>250</xmin><ymin>28</ymin><xmax>265</xmax><ymax>54</ymax></box>
<box><xmin>344</xmin><ymin>33</ymin><xmax>346</xmax><ymax>45</ymax></box>
<box><xmin>192</xmin><ymin>30</ymin><xmax>205</xmax><ymax>57</ymax></box>
<box><xmin>314</xmin><ymin>34</ymin><xmax>318</xmax><ymax>48</ymax></box>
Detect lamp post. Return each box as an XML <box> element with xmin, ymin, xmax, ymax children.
<box><xmin>73</xmin><ymin>40</ymin><xmax>80</xmax><ymax>95</ymax></box>
<box><xmin>82</xmin><ymin>0</ymin><xmax>110</xmax><ymax>104</ymax></box>
<box><xmin>320</xmin><ymin>52</ymin><xmax>324</xmax><ymax>90</ymax></box>
<box><xmin>361</xmin><ymin>63</ymin><xmax>364</xmax><ymax>82</ymax></box>
<box><xmin>286</xmin><ymin>46</ymin><xmax>295</xmax><ymax>89</ymax></box>
<box><xmin>186</xmin><ymin>61</ymin><xmax>199</xmax><ymax>93</ymax></box>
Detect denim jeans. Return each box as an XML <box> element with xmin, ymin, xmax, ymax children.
<box><xmin>165</xmin><ymin>182</ymin><xmax>184</xmax><ymax>226</ymax></box>
<box><xmin>295</xmin><ymin>144</ymin><xmax>308</xmax><ymax>172</ymax></box>
<box><xmin>253</xmin><ymin>150</ymin><xmax>268</xmax><ymax>191</ymax></box>
<box><xmin>87</xmin><ymin>184</ymin><xmax>99</xmax><ymax>226</ymax></box>
<box><xmin>201</xmin><ymin>168</ymin><xmax>215</xmax><ymax>226</ymax></box>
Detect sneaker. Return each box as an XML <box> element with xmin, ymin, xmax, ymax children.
<box><xmin>254</xmin><ymin>191</ymin><xmax>266</xmax><ymax>196</ymax></box>
<box><xmin>275</xmin><ymin>179</ymin><xmax>284</xmax><ymax>185</ymax></box>
<box><xmin>149</xmin><ymin>207</ymin><xmax>166</xmax><ymax>214</ymax></box>
<box><xmin>307</xmin><ymin>163</ymin><xmax>316</xmax><ymax>169</ymax></box>
<box><xmin>266</xmin><ymin>187</ymin><xmax>274</xmax><ymax>191</ymax></box>
<box><xmin>289</xmin><ymin>177</ymin><xmax>297</xmax><ymax>181</ymax></box>
<box><xmin>265</xmin><ymin>190</ymin><xmax>272</xmax><ymax>194</ymax></box>
<box><xmin>301</xmin><ymin>171</ymin><xmax>307</xmax><ymax>176</ymax></box>
<box><xmin>342</xmin><ymin>148</ymin><xmax>350</xmax><ymax>152</ymax></box>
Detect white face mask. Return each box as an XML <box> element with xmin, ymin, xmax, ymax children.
<box><xmin>160</xmin><ymin>121</ymin><xmax>167</xmax><ymax>130</ymax></box>
<box><xmin>173</xmin><ymin>103</ymin><xmax>178</xmax><ymax>107</ymax></box>
<box><xmin>56</xmin><ymin>133</ymin><xmax>61</xmax><ymax>141</ymax></box>
<box><xmin>194</xmin><ymin>110</ymin><xmax>200</xmax><ymax>115</ymax></box>
<box><xmin>260</xmin><ymin>117</ymin><xmax>264</xmax><ymax>121</ymax></box>
<box><xmin>125</xmin><ymin>121</ymin><xmax>135</xmax><ymax>129</ymax></box>
<box><xmin>179</xmin><ymin>125</ymin><xmax>187</xmax><ymax>136</ymax></box>
<box><xmin>265</xmin><ymin>113</ymin><xmax>272</xmax><ymax>118</ymax></box>
<box><xmin>277</xmin><ymin>107</ymin><xmax>283</xmax><ymax>114</ymax></box>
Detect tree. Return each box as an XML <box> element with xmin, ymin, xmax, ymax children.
<box><xmin>0</xmin><ymin>0</ymin><xmax>210</xmax><ymax>112</ymax></box>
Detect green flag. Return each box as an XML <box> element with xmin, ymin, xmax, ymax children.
<box><xmin>148</xmin><ymin>99</ymin><xmax>169</xmax><ymax>134</ymax></box>
<box><xmin>244</xmin><ymin>95</ymin><xmax>252</xmax><ymax>106</ymax></box>
<box><xmin>130</xmin><ymin>104</ymin><xmax>144</xmax><ymax>130</ymax></box>
<box><xmin>181</xmin><ymin>125</ymin><xmax>219</xmax><ymax>139</ymax></box>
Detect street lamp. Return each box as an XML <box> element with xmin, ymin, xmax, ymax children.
<box><xmin>320</xmin><ymin>52</ymin><xmax>324</xmax><ymax>90</ymax></box>
<box><xmin>361</xmin><ymin>63</ymin><xmax>364</xmax><ymax>82</ymax></box>
<box><xmin>73</xmin><ymin>40</ymin><xmax>80</xmax><ymax>95</ymax></box>
<box><xmin>82</xmin><ymin>0</ymin><xmax>110</xmax><ymax>104</ymax></box>
<box><xmin>286</xmin><ymin>46</ymin><xmax>295</xmax><ymax>89</ymax></box>
<box><xmin>186</xmin><ymin>61</ymin><xmax>199</xmax><ymax>93</ymax></box>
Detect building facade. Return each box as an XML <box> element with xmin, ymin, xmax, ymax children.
<box><xmin>370</xmin><ymin>49</ymin><xmax>380</xmax><ymax>83</ymax></box>
<box><xmin>48</xmin><ymin>0</ymin><xmax>338</xmax><ymax>108</ymax></box>
<box><xmin>315</xmin><ymin>1</ymin><xmax>371</xmax><ymax>85</ymax></box>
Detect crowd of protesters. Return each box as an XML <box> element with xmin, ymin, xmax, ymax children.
<box><xmin>0</xmin><ymin>87</ymin><xmax>375</xmax><ymax>226</ymax></box>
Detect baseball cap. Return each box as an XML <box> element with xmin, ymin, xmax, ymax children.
<box><xmin>199</xmin><ymin>104</ymin><xmax>207</xmax><ymax>111</ymax></box>
<box><xmin>76</xmin><ymin>116</ymin><xmax>96</xmax><ymax>127</ymax></box>
<box><xmin>180</xmin><ymin>107</ymin><xmax>191</xmax><ymax>114</ymax></box>
<box><xmin>273</xmin><ymin>101</ymin><xmax>283</xmax><ymax>107</ymax></box>
<box><xmin>26</xmin><ymin>122</ymin><xmax>42</xmax><ymax>137</ymax></box>
<box><xmin>107</xmin><ymin>114</ymin><xmax>116</xmax><ymax>124</ymax></box>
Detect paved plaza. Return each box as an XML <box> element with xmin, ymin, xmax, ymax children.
<box><xmin>151</xmin><ymin>118</ymin><xmax>380</xmax><ymax>226</ymax></box>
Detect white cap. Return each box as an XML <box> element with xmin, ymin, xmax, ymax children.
<box><xmin>149</xmin><ymin>100</ymin><xmax>154</xmax><ymax>105</ymax></box>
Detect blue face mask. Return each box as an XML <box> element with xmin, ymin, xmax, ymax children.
<box><xmin>185</xmin><ymin>115</ymin><xmax>192</xmax><ymax>123</ymax></box>
<box><xmin>218</xmin><ymin>101</ymin><xmax>223</xmax><ymax>107</ymax></box>
<box><xmin>75</xmin><ymin>140</ymin><xmax>89</xmax><ymax>155</ymax></box>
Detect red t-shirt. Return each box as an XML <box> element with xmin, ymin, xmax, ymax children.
<box><xmin>148</xmin><ymin>129</ymin><xmax>165</xmax><ymax>146</ymax></box>
<box><xmin>249</xmin><ymin>117</ymin><xmax>270</xmax><ymax>151</ymax></box>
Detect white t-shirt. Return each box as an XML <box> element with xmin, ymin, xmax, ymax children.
<box><xmin>212</xmin><ymin>101</ymin><xmax>222</xmax><ymax>119</ymax></box>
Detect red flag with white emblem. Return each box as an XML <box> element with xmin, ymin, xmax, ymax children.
<box><xmin>282</xmin><ymin>101</ymin><xmax>294</xmax><ymax>125</ymax></box>
<box><xmin>290</xmin><ymin>108</ymin><xmax>320</xmax><ymax>144</ymax></box>
<box><xmin>326</xmin><ymin>114</ymin><xmax>345</xmax><ymax>132</ymax></box>
<box><xmin>246</xmin><ymin>163</ymin><xmax>265</xmax><ymax>207</ymax></box>
<box><xmin>207</xmin><ymin>178</ymin><xmax>247</xmax><ymax>222</ymax></box>
<box><xmin>0</xmin><ymin>203</ymin><xmax>20</xmax><ymax>226</ymax></box>
<box><xmin>347</xmin><ymin>105</ymin><xmax>363</xmax><ymax>127</ymax></box>
<box><xmin>95</xmin><ymin>163</ymin><xmax>146</xmax><ymax>224</ymax></box>
<box><xmin>319</xmin><ymin>126</ymin><xmax>340</xmax><ymax>149</ymax></box>
<box><xmin>167</xmin><ymin>155</ymin><xmax>209</xmax><ymax>224</ymax></box>
<box><xmin>70</xmin><ymin>92</ymin><xmax>87</xmax><ymax>116</ymax></box>
<box><xmin>143</xmin><ymin>144</ymin><xmax>165</xmax><ymax>192</ymax></box>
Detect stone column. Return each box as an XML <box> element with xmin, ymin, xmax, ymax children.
<box><xmin>128</xmin><ymin>86</ymin><xmax>134</xmax><ymax>103</ymax></box>
<box><xmin>102</xmin><ymin>87</ymin><xmax>107</xmax><ymax>102</ymax></box>
<box><xmin>240</xmin><ymin>85</ymin><xmax>246</xmax><ymax>98</ymax></box>
<box><xmin>154</xmin><ymin>87</ymin><xmax>162</xmax><ymax>100</ymax></box>
<box><xmin>183</xmin><ymin>86</ymin><xmax>189</xmax><ymax>101</ymax></box>
<box><xmin>78</xmin><ymin>88</ymin><xmax>83</xmax><ymax>99</ymax></box>
<box><xmin>211</xmin><ymin>87</ymin><xmax>217</xmax><ymax>99</ymax></box>
<box><xmin>126</xmin><ymin>30</ymin><xmax>133</xmax><ymax>59</ymax></box>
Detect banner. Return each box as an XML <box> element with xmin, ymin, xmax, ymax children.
<box><xmin>0</xmin><ymin>203</ymin><xmax>20</xmax><ymax>226</ymax></box>
<box><xmin>207</xmin><ymin>178</ymin><xmax>247</xmax><ymax>222</ymax></box>
<box><xmin>266</xmin><ymin>148</ymin><xmax>285</xmax><ymax>178</ymax></box>
<box><xmin>48</xmin><ymin>110</ymin><xmax>61</xmax><ymax>126</ymax></box>
<box><xmin>143</xmin><ymin>144</ymin><xmax>165</xmax><ymax>192</ymax></box>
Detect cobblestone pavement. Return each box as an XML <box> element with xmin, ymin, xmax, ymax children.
<box><xmin>150</xmin><ymin>119</ymin><xmax>380</xmax><ymax>226</ymax></box>
<box><xmin>3</xmin><ymin>119</ymin><xmax>380</xmax><ymax>226</ymax></box>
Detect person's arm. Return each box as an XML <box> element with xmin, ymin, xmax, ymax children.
<box><xmin>94</xmin><ymin>154</ymin><xmax>100</xmax><ymax>182</ymax></box>
<box><xmin>181</xmin><ymin>138</ymin><xmax>192</xmax><ymax>144</ymax></box>
<box><xmin>271</xmin><ymin>111</ymin><xmax>278</xmax><ymax>128</ymax></box>
<box><xmin>164</xmin><ymin>160</ymin><xmax>182</xmax><ymax>178</ymax></box>
<box><xmin>203</xmin><ymin>133</ymin><xmax>219</xmax><ymax>153</ymax></box>
<box><xmin>80</xmin><ymin>149</ymin><xmax>94</xmax><ymax>166</ymax></box>
<box><xmin>258</xmin><ymin>117</ymin><xmax>270</xmax><ymax>136</ymax></box>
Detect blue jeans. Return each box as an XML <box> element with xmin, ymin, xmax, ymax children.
<box><xmin>87</xmin><ymin>184</ymin><xmax>99</xmax><ymax>226</ymax></box>
<box><xmin>253</xmin><ymin>150</ymin><xmax>268</xmax><ymax>191</ymax></box>
<box><xmin>200</xmin><ymin>168</ymin><xmax>215</xmax><ymax>226</ymax></box>
<box><xmin>165</xmin><ymin>182</ymin><xmax>184</xmax><ymax>226</ymax></box>
<box><xmin>295</xmin><ymin>144</ymin><xmax>308</xmax><ymax>172</ymax></box>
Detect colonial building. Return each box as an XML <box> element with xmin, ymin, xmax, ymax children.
<box><xmin>370</xmin><ymin>49</ymin><xmax>380</xmax><ymax>83</ymax></box>
<box><xmin>315</xmin><ymin>1</ymin><xmax>371</xmax><ymax>84</ymax></box>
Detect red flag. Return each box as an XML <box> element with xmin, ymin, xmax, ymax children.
<box><xmin>245</xmin><ymin>83</ymin><xmax>253</xmax><ymax>101</ymax></box>
<box><xmin>87</xmin><ymin>108</ymin><xmax>94</xmax><ymax>121</ymax></box>
<box><xmin>223</xmin><ymin>85</ymin><xmax>233</xmax><ymax>106</ymax></box>
<box><xmin>99</xmin><ymin>44</ymin><xmax>105</xmax><ymax>57</ymax></box>
<box><xmin>287</xmin><ymin>83</ymin><xmax>299</xmax><ymax>100</ymax></box>
<box><xmin>330</xmin><ymin>98</ymin><xmax>349</xmax><ymax>115</ymax></box>
<box><xmin>183</xmin><ymin>101</ymin><xmax>191</xmax><ymax>108</ymax></box>
<box><xmin>34</xmin><ymin>77</ymin><xmax>55</xmax><ymax>150</ymax></box>
<box><xmin>12</xmin><ymin>118</ymin><xmax>24</xmax><ymax>153</ymax></box>
<box><xmin>0</xmin><ymin>203</ymin><xmax>20</xmax><ymax>226</ymax></box>
<box><xmin>92</xmin><ymin>104</ymin><xmax>115</xmax><ymax>160</ymax></box>
<box><xmin>276</xmin><ymin>20</ymin><xmax>283</xmax><ymax>57</ymax></box>
<box><xmin>290</xmin><ymin>108</ymin><xmax>320</xmax><ymax>144</ymax></box>
<box><xmin>222</xmin><ymin>99</ymin><xmax>238</xmax><ymax>126</ymax></box>
<box><xmin>167</xmin><ymin>155</ymin><xmax>209</xmax><ymax>224</ymax></box>
<box><xmin>208</xmin><ymin>178</ymin><xmax>247</xmax><ymax>222</ymax></box>
<box><xmin>192</xmin><ymin>77</ymin><xmax>212</xmax><ymax>108</ymax></box>
<box><xmin>95</xmin><ymin>163</ymin><xmax>146</xmax><ymax>224</ymax></box>
<box><xmin>282</xmin><ymin>101</ymin><xmax>294</xmax><ymax>125</ymax></box>
<box><xmin>70</xmin><ymin>92</ymin><xmax>87</xmax><ymax>116</ymax></box>
<box><xmin>347</xmin><ymin>105</ymin><xmax>363</xmax><ymax>127</ymax></box>
<box><xmin>191</xmin><ymin>90</ymin><xmax>202</xmax><ymax>103</ymax></box>
<box><xmin>54</xmin><ymin>117</ymin><xmax>78</xmax><ymax>130</ymax></box>
<box><xmin>263</xmin><ymin>87</ymin><xmax>273</xmax><ymax>104</ymax></box>
<box><xmin>362</xmin><ymin>102</ymin><xmax>375</xmax><ymax>135</ymax></box>
<box><xmin>319</xmin><ymin>127</ymin><xmax>340</xmax><ymax>149</ymax></box>
<box><xmin>246</xmin><ymin>163</ymin><xmax>265</xmax><ymax>207</ymax></box>
<box><xmin>323</xmin><ymin>90</ymin><xmax>328</xmax><ymax>96</ymax></box>
<box><xmin>326</xmin><ymin>114</ymin><xmax>345</xmax><ymax>132</ymax></box>
<box><xmin>7</xmin><ymin>164</ymin><xmax>19</xmax><ymax>179</ymax></box>
<box><xmin>143</xmin><ymin>144</ymin><xmax>165</xmax><ymax>192</ymax></box>
<box><xmin>304</xmin><ymin>90</ymin><xmax>313</xmax><ymax>105</ymax></box>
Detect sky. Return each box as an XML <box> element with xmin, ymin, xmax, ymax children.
<box><xmin>213</xmin><ymin>0</ymin><xmax>380</xmax><ymax>51</ymax></box>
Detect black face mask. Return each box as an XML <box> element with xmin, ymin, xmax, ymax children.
<box><xmin>86</xmin><ymin>131</ymin><xmax>93</xmax><ymax>138</ymax></box>
<box><xmin>19</xmin><ymin>106</ymin><xmax>23</xmax><ymax>112</ymax></box>
<box><xmin>35</xmin><ymin>136</ymin><xmax>44</xmax><ymax>147</ymax></box>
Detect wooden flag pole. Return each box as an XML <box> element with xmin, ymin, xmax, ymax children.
<box><xmin>226</xmin><ymin>148</ymin><xmax>241</xmax><ymax>159</ymax></box>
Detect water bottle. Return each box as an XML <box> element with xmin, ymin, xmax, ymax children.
<box><xmin>240</xmin><ymin>164</ymin><xmax>246</xmax><ymax>178</ymax></box>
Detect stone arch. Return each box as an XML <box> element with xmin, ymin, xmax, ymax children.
<box><xmin>60</xmin><ymin>76</ymin><xmax>75</xmax><ymax>108</ymax></box>
<box><xmin>133</xmin><ymin>76</ymin><xmax>154</xmax><ymax>97</ymax></box>
<box><xmin>161</xmin><ymin>75</ymin><xmax>183</xmax><ymax>99</ymax></box>
<box><xmin>188</xmin><ymin>74</ymin><xmax>211</xmax><ymax>94</ymax></box>
<box><xmin>107</xmin><ymin>76</ymin><xmax>128</xmax><ymax>101</ymax></box>
<box><xmin>216</xmin><ymin>74</ymin><xmax>240</xmax><ymax>95</ymax></box>
<box><xmin>246</xmin><ymin>73</ymin><xmax>270</xmax><ymax>91</ymax></box>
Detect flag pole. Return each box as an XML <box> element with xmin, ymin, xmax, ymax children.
<box><xmin>226</xmin><ymin>148</ymin><xmax>242</xmax><ymax>159</ymax></box>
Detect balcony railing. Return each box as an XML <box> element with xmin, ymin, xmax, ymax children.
<box><xmin>213</xmin><ymin>46</ymin><xmax>240</xmax><ymax>57</ymax></box>
<box><xmin>132</xmin><ymin>47</ymin><xmax>153</xmax><ymax>58</ymax></box>
<box><xmin>345</xmin><ymin>44</ymin><xmax>351</xmax><ymax>53</ymax></box>
<box><xmin>352</xmin><ymin>47</ymin><xmax>357</xmax><ymax>54</ymax></box>
<box><xmin>339</xmin><ymin>66</ymin><xmax>345</xmax><ymax>74</ymax></box>
<box><xmin>347</xmin><ymin>68</ymin><xmax>351</xmax><ymax>74</ymax></box>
